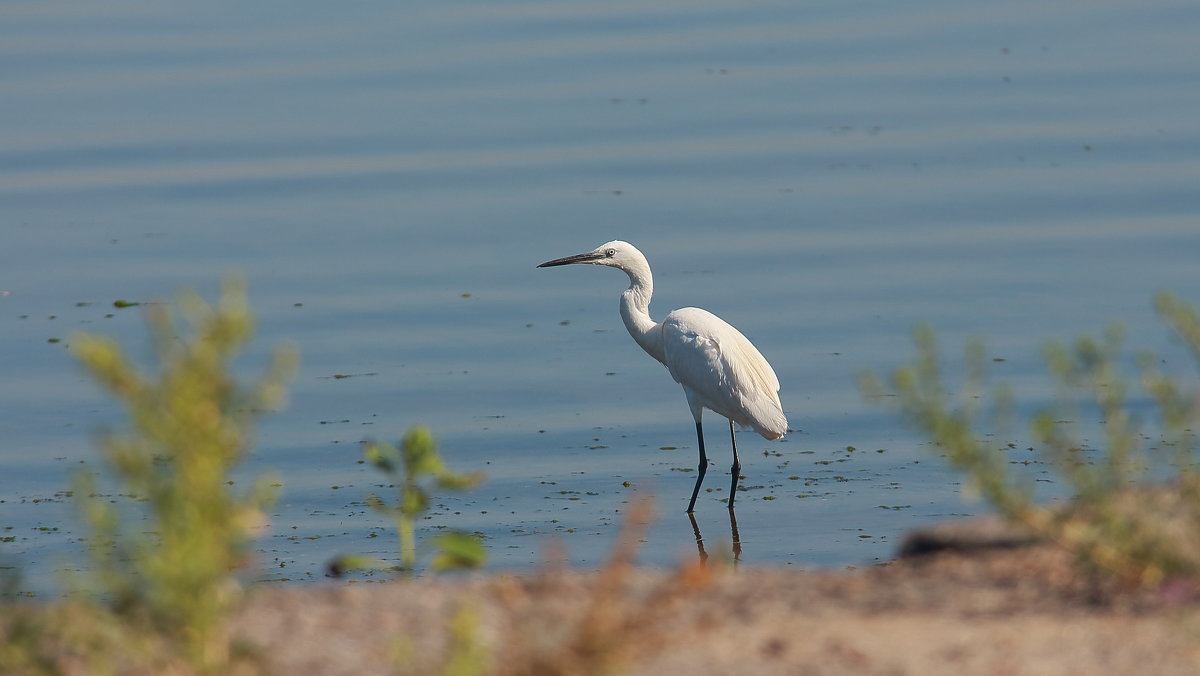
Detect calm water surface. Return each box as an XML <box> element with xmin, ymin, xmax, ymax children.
<box><xmin>4</xmin><ymin>0</ymin><xmax>1200</xmax><ymax>595</ymax></box>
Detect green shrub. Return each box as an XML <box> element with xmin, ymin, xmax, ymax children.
<box><xmin>862</xmin><ymin>291</ymin><xmax>1200</xmax><ymax>586</ymax></box>
<box><xmin>69</xmin><ymin>279</ymin><xmax>296</xmax><ymax>669</ymax></box>
<box><xmin>362</xmin><ymin>427</ymin><xmax>486</xmax><ymax>572</ymax></box>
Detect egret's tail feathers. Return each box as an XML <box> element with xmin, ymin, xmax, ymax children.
<box><xmin>750</xmin><ymin>402</ymin><xmax>788</xmax><ymax>440</ymax></box>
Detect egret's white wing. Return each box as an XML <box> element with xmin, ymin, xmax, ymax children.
<box><xmin>661</xmin><ymin>307</ymin><xmax>786</xmax><ymax>439</ymax></box>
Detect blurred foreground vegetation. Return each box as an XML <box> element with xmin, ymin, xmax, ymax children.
<box><xmin>863</xmin><ymin>291</ymin><xmax>1200</xmax><ymax>587</ymax></box>
<box><xmin>363</xmin><ymin>429</ymin><xmax>486</xmax><ymax>572</ymax></box>
<box><xmin>327</xmin><ymin>428</ymin><xmax>487</xmax><ymax>577</ymax></box>
<box><xmin>0</xmin><ymin>281</ymin><xmax>485</xmax><ymax>674</ymax></box>
<box><xmin>3</xmin><ymin>281</ymin><xmax>295</xmax><ymax>673</ymax></box>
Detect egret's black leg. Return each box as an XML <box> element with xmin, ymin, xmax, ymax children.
<box><xmin>686</xmin><ymin>421</ymin><xmax>708</xmax><ymax>513</ymax></box>
<box><xmin>727</xmin><ymin>420</ymin><xmax>742</xmax><ymax>510</ymax></box>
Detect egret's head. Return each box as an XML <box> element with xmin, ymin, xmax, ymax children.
<box><xmin>537</xmin><ymin>240</ymin><xmax>643</xmax><ymax>270</ymax></box>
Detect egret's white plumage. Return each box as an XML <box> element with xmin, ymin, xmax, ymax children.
<box><xmin>538</xmin><ymin>240</ymin><xmax>787</xmax><ymax>511</ymax></box>
<box><xmin>662</xmin><ymin>307</ymin><xmax>788</xmax><ymax>438</ymax></box>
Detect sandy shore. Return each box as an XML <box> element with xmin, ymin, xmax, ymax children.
<box><xmin>231</xmin><ymin>522</ymin><xmax>1200</xmax><ymax>675</ymax></box>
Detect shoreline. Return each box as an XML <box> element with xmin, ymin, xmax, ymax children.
<box><xmin>231</xmin><ymin>535</ymin><xmax>1200</xmax><ymax>675</ymax></box>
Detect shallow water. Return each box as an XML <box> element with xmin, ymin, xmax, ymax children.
<box><xmin>3</xmin><ymin>0</ymin><xmax>1200</xmax><ymax>594</ymax></box>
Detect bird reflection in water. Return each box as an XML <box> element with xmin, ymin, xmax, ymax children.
<box><xmin>688</xmin><ymin>508</ymin><xmax>742</xmax><ymax>567</ymax></box>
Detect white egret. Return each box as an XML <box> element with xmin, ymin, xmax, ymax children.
<box><xmin>538</xmin><ymin>240</ymin><xmax>787</xmax><ymax>512</ymax></box>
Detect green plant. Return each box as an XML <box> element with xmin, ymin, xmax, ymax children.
<box><xmin>363</xmin><ymin>427</ymin><xmax>486</xmax><ymax>572</ymax></box>
<box><xmin>69</xmin><ymin>279</ymin><xmax>296</xmax><ymax>669</ymax></box>
<box><xmin>438</xmin><ymin>604</ymin><xmax>489</xmax><ymax>676</ymax></box>
<box><xmin>862</xmin><ymin>291</ymin><xmax>1200</xmax><ymax>587</ymax></box>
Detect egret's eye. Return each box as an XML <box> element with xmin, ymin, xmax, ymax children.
<box><xmin>605</xmin><ymin>249</ymin><xmax>616</xmax><ymax>257</ymax></box>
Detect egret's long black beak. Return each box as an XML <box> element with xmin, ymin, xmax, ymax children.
<box><xmin>537</xmin><ymin>251</ymin><xmax>605</xmax><ymax>268</ymax></box>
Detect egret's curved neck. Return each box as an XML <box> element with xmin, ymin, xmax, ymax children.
<box><xmin>618</xmin><ymin>261</ymin><xmax>664</xmax><ymax>365</ymax></box>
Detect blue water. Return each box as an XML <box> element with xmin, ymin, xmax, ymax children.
<box><xmin>4</xmin><ymin>0</ymin><xmax>1200</xmax><ymax>595</ymax></box>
